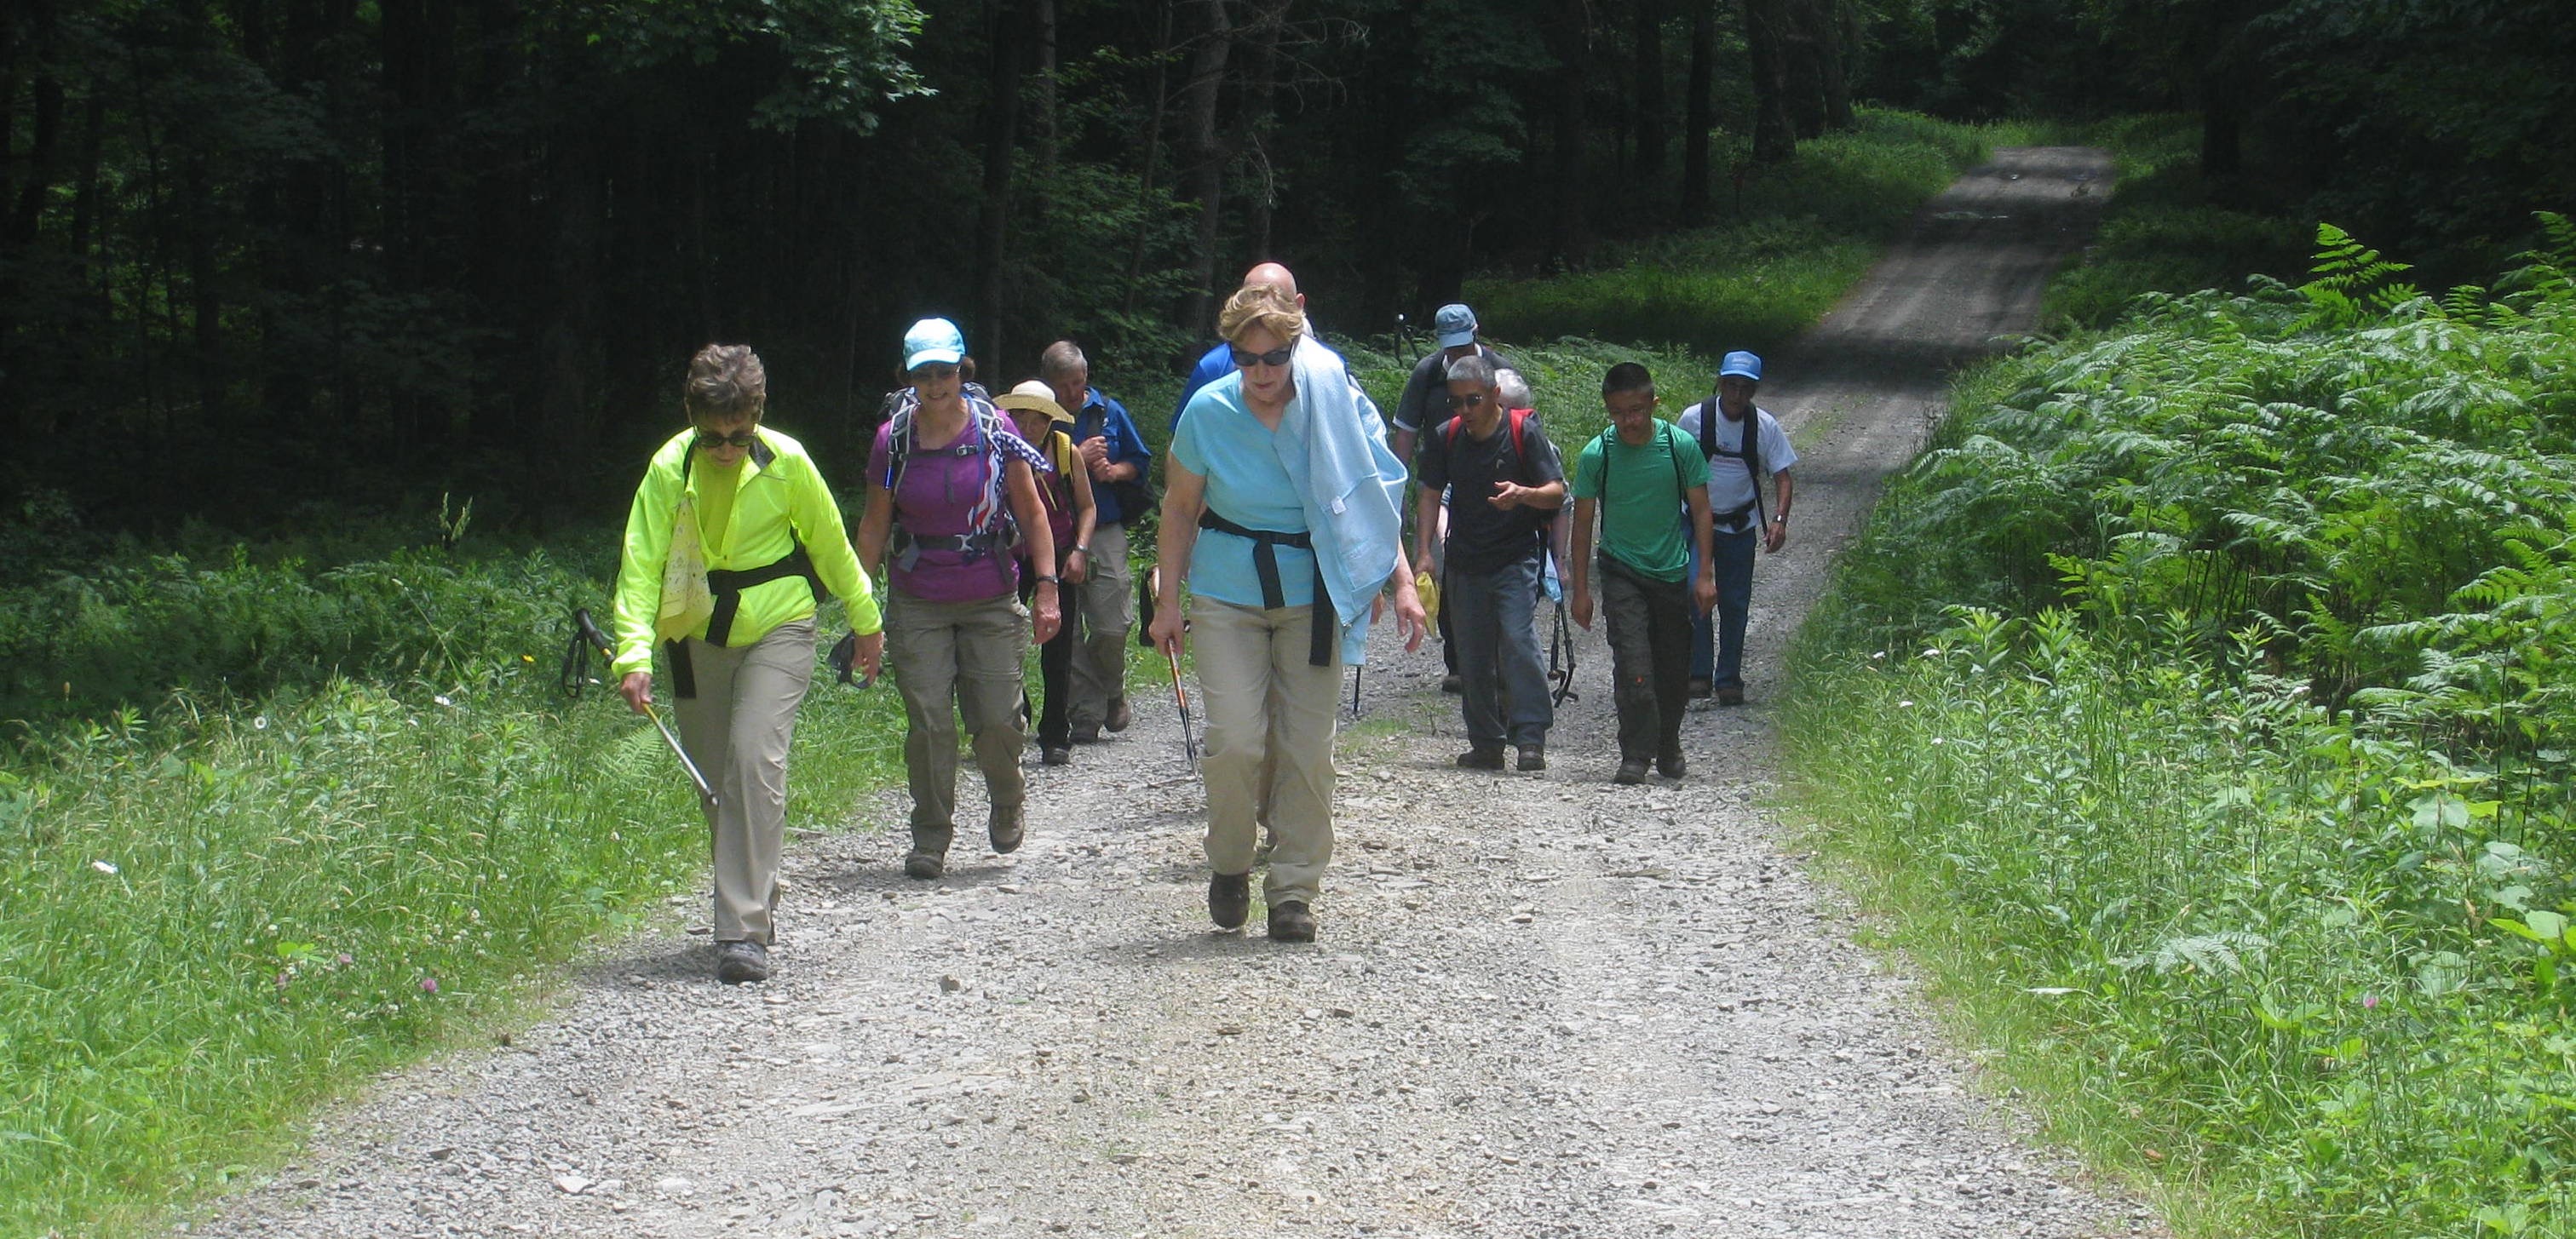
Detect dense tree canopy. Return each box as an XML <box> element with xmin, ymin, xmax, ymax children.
<box><xmin>0</xmin><ymin>0</ymin><xmax>2565</xmax><ymax>533</ymax></box>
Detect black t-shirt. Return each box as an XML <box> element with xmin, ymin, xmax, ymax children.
<box><xmin>1414</xmin><ymin>411</ymin><xmax>1566</xmax><ymax>575</ymax></box>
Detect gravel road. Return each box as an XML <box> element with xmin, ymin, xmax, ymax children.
<box><xmin>194</xmin><ymin>147</ymin><xmax>2157</xmax><ymax>1239</ymax></box>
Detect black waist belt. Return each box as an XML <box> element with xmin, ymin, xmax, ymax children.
<box><xmin>1716</xmin><ymin>499</ymin><xmax>1758</xmax><ymax>530</ymax></box>
<box><xmin>890</xmin><ymin>526</ymin><xmax>1000</xmax><ymax>573</ymax></box>
<box><xmin>667</xmin><ymin>542</ymin><xmax>827</xmax><ymax>699</ymax></box>
<box><xmin>1199</xmin><ymin>508</ymin><xmax>1335</xmax><ymax>667</ymax></box>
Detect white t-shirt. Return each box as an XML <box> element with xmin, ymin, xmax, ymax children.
<box><xmin>1674</xmin><ymin>401</ymin><xmax>1795</xmax><ymax>533</ymax></box>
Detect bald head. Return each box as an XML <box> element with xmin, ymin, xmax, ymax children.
<box><xmin>1241</xmin><ymin>262</ymin><xmax>1304</xmax><ymax>312</ymax></box>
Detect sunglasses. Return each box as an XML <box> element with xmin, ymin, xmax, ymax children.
<box><xmin>1229</xmin><ymin>345</ymin><xmax>1295</xmax><ymax>369</ymax></box>
<box><xmin>1452</xmin><ymin>393</ymin><xmax>1490</xmax><ymax>410</ymax></box>
<box><xmin>910</xmin><ymin>364</ymin><xmax>960</xmax><ymax>381</ymax></box>
<box><xmin>694</xmin><ymin>429</ymin><xmax>759</xmax><ymax>451</ymax></box>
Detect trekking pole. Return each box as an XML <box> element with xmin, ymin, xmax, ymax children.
<box><xmin>1165</xmin><ymin>645</ymin><xmax>1200</xmax><ymax>772</ymax></box>
<box><xmin>569</xmin><ymin>607</ymin><xmax>721</xmax><ymax>806</ymax></box>
<box><xmin>1348</xmin><ymin>665</ymin><xmax>1363</xmax><ymax>719</ymax></box>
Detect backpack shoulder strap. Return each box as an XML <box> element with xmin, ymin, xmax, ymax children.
<box><xmin>1696</xmin><ymin>399</ymin><xmax>1719</xmax><ymax>458</ymax></box>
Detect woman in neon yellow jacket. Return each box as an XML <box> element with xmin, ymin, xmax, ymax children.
<box><xmin>610</xmin><ymin>343</ymin><xmax>884</xmax><ymax>985</ymax></box>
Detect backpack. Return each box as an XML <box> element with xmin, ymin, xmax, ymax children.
<box><xmin>1584</xmin><ymin>419</ymin><xmax>1690</xmax><ymax>525</ymax></box>
<box><xmin>881</xmin><ymin>389</ymin><xmax>1022</xmax><ymax>566</ymax></box>
<box><xmin>1692</xmin><ymin>398</ymin><xmax>1768</xmax><ymax>530</ymax></box>
<box><xmin>1443</xmin><ymin>408</ymin><xmax>1556</xmax><ymax>555</ymax></box>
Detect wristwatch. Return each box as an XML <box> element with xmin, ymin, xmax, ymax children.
<box><xmin>1070</xmin><ymin>544</ymin><xmax>1090</xmax><ymax>558</ymax></box>
<box><xmin>1036</xmin><ymin>575</ymin><xmax>1061</xmax><ymax>585</ymax></box>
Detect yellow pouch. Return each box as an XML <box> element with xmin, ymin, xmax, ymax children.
<box><xmin>1415</xmin><ymin>570</ymin><xmax>1440</xmax><ymax>625</ymax></box>
<box><xmin>656</xmin><ymin>497</ymin><xmax>716</xmax><ymax>642</ymax></box>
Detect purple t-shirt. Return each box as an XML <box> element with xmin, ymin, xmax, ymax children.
<box><xmin>869</xmin><ymin>410</ymin><xmax>1051</xmax><ymax>604</ymax></box>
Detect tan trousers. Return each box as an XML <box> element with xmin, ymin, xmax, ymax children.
<box><xmin>1193</xmin><ymin>599</ymin><xmax>1342</xmax><ymax>907</ymax></box>
<box><xmin>1070</xmin><ymin>520</ymin><xmax>1134</xmax><ymax>730</ymax></box>
<box><xmin>883</xmin><ymin>586</ymin><xmax>1029</xmax><ymax>855</ymax></box>
<box><xmin>670</xmin><ymin>617</ymin><xmax>816</xmax><ymax>945</ymax></box>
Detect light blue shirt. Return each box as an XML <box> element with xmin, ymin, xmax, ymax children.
<box><xmin>1173</xmin><ymin>375</ymin><xmax>1320</xmax><ymax>610</ymax></box>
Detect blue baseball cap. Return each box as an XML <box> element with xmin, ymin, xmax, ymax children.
<box><xmin>1720</xmin><ymin>350</ymin><xmax>1762</xmax><ymax>381</ymax></box>
<box><xmin>1433</xmin><ymin>303</ymin><xmax>1478</xmax><ymax>348</ymax></box>
<box><xmin>903</xmin><ymin>318</ymin><xmax>966</xmax><ymax>370</ymax></box>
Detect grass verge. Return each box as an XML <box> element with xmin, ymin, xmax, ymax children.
<box><xmin>1781</xmin><ymin>220</ymin><xmax>2576</xmax><ymax>1236</ymax></box>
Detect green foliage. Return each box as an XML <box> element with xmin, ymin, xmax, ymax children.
<box><xmin>0</xmin><ymin>536</ymin><xmax>905</xmax><ymax>1235</ymax></box>
<box><xmin>1789</xmin><ymin>215</ymin><xmax>2576</xmax><ymax>1236</ymax></box>
<box><xmin>1467</xmin><ymin>108</ymin><xmax>1998</xmax><ymax>355</ymax></box>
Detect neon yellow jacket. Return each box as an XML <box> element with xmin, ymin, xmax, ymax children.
<box><xmin>612</xmin><ymin>426</ymin><xmax>881</xmax><ymax>676</ymax></box>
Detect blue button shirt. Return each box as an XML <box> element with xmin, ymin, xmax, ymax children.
<box><xmin>1071</xmin><ymin>387</ymin><xmax>1154</xmax><ymax>525</ymax></box>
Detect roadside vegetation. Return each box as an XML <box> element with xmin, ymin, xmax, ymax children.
<box><xmin>1466</xmin><ymin>107</ymin><xmax>2004</xmax><ymax>359</ymax></box>
<box><xmin>1784</xmin><ymin>217</ymin><xmax>2576</xmax><ymax>1236</ymax></box>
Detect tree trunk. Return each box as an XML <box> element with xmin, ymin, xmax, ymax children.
<box><xmin>541</xmin><ymin>135</ymin><xmax>604</xmax><ymax>462</ymax></box>
<box><xmin>1633</xmin><ymin>0</ymin><xmax>1667</xmax><ymax>191</ymax></box>
<box><xmin>1812</xmin><ymin>0</ymin><xmax>1852</xmax><ymax>129</ymax></box>
<box><xmin>1177</xmin><ymin>0</ymin><xmax>1233</xmax><ymax>338</ymax></box>
<box><xmin>1680</xmin><ymin>0</ymin><xmax>1715</xmax><ymax>224</ymax></box>
<box><xmin>974</xmin><ymin>0</ymin><xmax>1025</xmax><ymax>364</ymax></box>
<box><xmin>1780</xmin><ymin>0</ymin><xmax>1824</xmax><ymax>139</ymax></box>
<box><xmin>1120</xmin><ymin>0</ymin><xmax>1176</xmax><ymax>317</ymax></box>
<box><xmin>1032</xmin><ymin>0</ymin><xmax>1058</xmax><ymax>192</ymax></box>
<box><xmin>1740</xmin><ymin>0</ymin><xmax>1796</xmax><ymax>163</ymax></box>
<box><xmin>1236</xmin><ymin>0</ymin><xmax>1285</xmax><ymax>266</ymax></box>
<box><xmin>183</xmin><ymin>152</ymin><xmax>224</xmax><ymax>424</ymax></box>
<box><xmin>1544</xmin><ymin>0</ymin><xmax>1590</xmax><ymax>266</ymax></box>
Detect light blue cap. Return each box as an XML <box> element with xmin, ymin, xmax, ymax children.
<box><xmin>1433</xmin><ymin>303</ymin><xmax>1478</xmax><ymax>347</ymax></box>
<box><xmin>1720</xmin><ymin>350</ymin><xmax>1762</xmax><ymax>381</ymax></box>
<box><xmin>903</xmin><ymin>318</ymin><xmax>966</xmax><ymax>370</ymax></box>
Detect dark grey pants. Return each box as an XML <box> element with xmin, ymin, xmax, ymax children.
<box><xmin>1447</xmin><ymin>554</ymin><xmax>1553</xmax><ymax>749</ymax></box>
<box><xmin>1598</xmin><ymin>554</ymin><xmax>1692</xmax><ymax>764</ymax></box>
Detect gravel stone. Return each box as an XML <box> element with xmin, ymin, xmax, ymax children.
<box><xmin>198</xmin><ymin>148</ymin><xmax>2156</xmax><ymax>1239</ymax></box>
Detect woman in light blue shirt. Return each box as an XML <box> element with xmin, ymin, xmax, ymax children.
<box><xmin>1148</xmin><ymin>284</ymin><xmax>1426</xmax><ymax>944</ymax></box>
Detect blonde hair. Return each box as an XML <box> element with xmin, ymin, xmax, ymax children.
<box><xmin>1216</xmin><ymin>284</ymin><xmax>1306</xmax><ymax>349</ymax></box>
<box><xmin>685</xmin><ymin>344</ymin><xmax>767</xmax><ymax>424</ymax></box>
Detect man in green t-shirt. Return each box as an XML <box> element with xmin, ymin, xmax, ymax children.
<box><xmin>1567</xmin><ymin>362</ymin><xmax>1716</xmax><ymax>784</ymax></box>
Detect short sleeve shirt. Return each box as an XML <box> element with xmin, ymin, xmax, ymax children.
<box><xmin>1675</xmin><ymin>402</ymin><xmax>1795</xmax><ymax>533</ymax></box>
<box><xmin>1569</xmin><ymin>420</ymin><xmax>1709</xmax><ymax>582</ymax></box>
<box><xmin>1415</xmin><ymin>412</ymin><xmax>1566</xmax><ymax>575</ymax></box>
<box><xmin>868</xmin><ymin>410</ymin><xmax>1051</xmax><ymax>603</ymax></box>
<box><xmin>1392</xmin><ymin>345</ymin><xmax>1514</xmax><ymax>434</ymax></box>
<box><xmin>1172</xmin><ymin>374</ymin><xmax>1318</xmax><ymax>609</ymax></box>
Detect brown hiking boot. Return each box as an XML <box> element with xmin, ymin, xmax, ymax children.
<box><xmin>1105</xmin><ymin>697</ymin><xmax>1133</xmax><ymax>733</ymax></box>
<box><xmin>1268</xmin><ymin>900</ymin><xmax>1317</xmax><ymax>943</ymax></box>
<box><xmin>1716</xmin><ymin>685</ymin><xmax>1745</xmax><ymax>706</ymax></box>
<box><xmin>1456</xmin><ymin>747</ymin><xmax>1505</xmax><ymax>771</ymax></box>
<box><xmin>1613</xmin><ymin>760</ymin><xmax>1648</xmax><ymax>785</ymax></box>
<box><xmin>715</xmin><ymin>940</ymin><xmax>770</xmax><ymax>984</ymax></box>
<box><xmin>1208</xmin><ymin>871</ymin><xmax>1251</xmax><ymax>930</ymax></box>
<box><xmin>988</xmin><ymin>803</ymin><xmax>1025</xmax><ymax>854</ymax></box>
<box><xmin>1517</xmin><ymin>744</ymin><xmax>1546</xmax><ymax>772</ymax></box>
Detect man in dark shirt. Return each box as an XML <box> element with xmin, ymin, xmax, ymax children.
<box><xmin>1412</xmin><ymin>353</ymin><xmax>1567</xmax><ymax>772</ymax></box>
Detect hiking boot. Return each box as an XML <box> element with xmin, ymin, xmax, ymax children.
<box><xmin>1657</xmin><ymin>750</ymin><xmax>1688</xmax><ymax>779</ymax></box>
<box><xmin>1440</xmin><ymin>674</ymin><xmax>1463</xmax><ymax>694</ymax></box>
<box><xmin>1268</xmin><ymin>900</ymin><xmax>1317</xmax><ymax>943</ymax></box>
<box><xmin>1517</xmin><ymin>744</ymin><xmax>1546</xmax><ymax>772</ymax></box>
<box><xmin>903</xmin><ymin>849</ymin><xmax>946</xmax><ymax>880</ymax></box>
<box><xmin>1105</xmin><ymin>697</ymin><xmax>1133</xmax><ymax>733</ymax></box>
<box><xmin>1613</xmin><ymin>760</ymin><xmax>1648</xmax><ymax>786</ymax></box>
<box><xmin>715</xmin><ymin>940</ymin><xmax>770</xmax><ymax>984</ymax></box>
<box><xmin>1688</xmin><ymin>677</ymin><xmax>1713</xmax><ymax>699</ymax></box>
<box><xmin>1208</xmin><ymin>870</ymin><xmax>1251</xmax><ymax>930</ymax></box>
<box><xmin>1716</xmin><ymin>685</ymin><xmax>1745</xmax><ymax>706</ymax></box>
<box><xmin>1456</xmin><ymin>747</ymin><xmax>1506</xmax><ymax>771</ymax></box>
<box><xmin>988</xmin><ymin>803</ymin><xmax>1026</xmax><ymax>854</ymax></box>
<box><xmin>1072</xmin><ymin>721</ymin><xmax>1102</xmax><ymax>743</ymax></box>
<box><xmin>1042</xmin><ymin>744</ymin><xmax>1072</xmax><ymax>766</ymax></box>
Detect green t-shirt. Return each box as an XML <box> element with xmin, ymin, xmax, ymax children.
<box><xmin>1569</xmin><ymin>419</ymin><xmax>1709</xmax><ymax>582</ymax></box>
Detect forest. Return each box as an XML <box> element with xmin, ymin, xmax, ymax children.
<box><xmin>3</xmin><ymin>0</ymin><xmax>2570</xmax><ymax>540</ymax></box>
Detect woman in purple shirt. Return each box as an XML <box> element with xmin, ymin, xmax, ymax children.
<box><xmin>855</xmin><ymin>318</ymin><xmax>1062</xmax><ymax>880</ymax></box>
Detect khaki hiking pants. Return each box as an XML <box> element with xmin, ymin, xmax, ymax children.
<box><xmin>670</xmin><ymin>617</ymin><xmax>817</xmax><ymax>945</ymax></box>
<box><xmin>1193</xmin><ymin>598</ymin><xmax>1342</xmax><ymax>909</ymax></box>
<box><xmin>1070</xmin><ymin>520</ymin><xmax>1135</xmax><ymax>730</ymax></box>
<box><xmin>883</xmin><ymin>586</ymin><xmax>1029</xmax><ymax>856</ymax></box>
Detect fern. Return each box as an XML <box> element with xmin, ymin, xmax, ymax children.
<box><xmin>2113</xmin><ymin>930</ymin><xmax>2273</xmax><ymax>977</ymax></box>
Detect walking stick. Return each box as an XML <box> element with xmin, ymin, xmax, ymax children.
<box><xmin>1165</xmin><ymin>645</ymin><xmax>1200</xmax><ymax>772</ymax></box>
<box><xmin>566</xmin><ymin>607</ymin><xmax>721</xmax><ymax>806</ymax></box>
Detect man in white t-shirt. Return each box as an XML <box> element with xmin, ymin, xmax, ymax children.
<box><xmin>1674</xmin><ymin>351</ymin><xmax>1794</xmax><ymax>706</ymax></box>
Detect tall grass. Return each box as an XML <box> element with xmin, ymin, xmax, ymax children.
<box><xmin>1465</xmin><ymin>107</ymin><xmax>2001</xmax><ymax>356</ymax></box>
<box><xmin>0</xmin><ymin>542</ymin><xmax>907</xmax><ymax>1235</ymax></box>
<box><xmin>1785</xmin><ymin>217</ymin><xmax>2576</xmax><ymax>1236</ymax></box>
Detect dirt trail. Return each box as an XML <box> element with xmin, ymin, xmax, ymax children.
<box><xmin>200</xmin><ymin>147</ymin><xmax>2148</xmax><ymax>1239</ymax></box>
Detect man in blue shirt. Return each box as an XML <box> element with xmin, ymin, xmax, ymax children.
<box><xmin>1043</xmin><ymin>340</ymin><xmax>1156</xmax><ymax>741</ymax></box>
